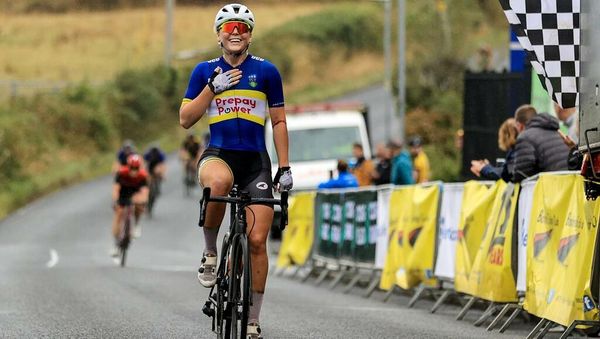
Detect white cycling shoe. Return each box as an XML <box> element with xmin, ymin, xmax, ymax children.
<box><xmin>247</xmin><ymin>323</ymin><xmax>263</xmax><ymax>339</ymax></box>
<box><xmin>133</xmin><ymin>223</ymin><xmax>142</xmax><ymax>238</ymax></box>
<box><xmin>197</xmin><ymin>254</ymin><xmax>217</xmax><ymax>287</ymax></box>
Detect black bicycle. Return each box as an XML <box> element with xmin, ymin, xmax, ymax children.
<box><xmin>147</xmin><ymin>174</ymin><xmax>161</xmax><ymax>218</ymax></box>
<box><xmin>199</xmin><ymin>186</ymin><xmax>288</xmax><ymax>338</ymax></box>
<box><xmin>184</xmin><ymin>160</ymin><xmax>196</xmax><ymax>197</ymax></box>
<box><xmin>116</xmin><ymin>203</ymin><xmax>134</xmax><ymax>267</ymax></box>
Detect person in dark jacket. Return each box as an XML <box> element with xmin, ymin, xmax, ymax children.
<box><xmin>512</xmin><ymin>105</ymin><xmax>570</xmax><ymax>182</ymax></box>
<box><xmin>318</xmin><ymin>159</ymin><xmax>359</xmax><ymax>189</ymax></box>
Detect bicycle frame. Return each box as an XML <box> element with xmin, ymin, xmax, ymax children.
<box><xmin>118</xmin><ymin>203</ymin><xmax>134</xmax><ymax>267</ymax></box>
<box><xmin>199</xmin><ymin>186</ymin><xmax>288</xmax><ymax>338</ymax></box>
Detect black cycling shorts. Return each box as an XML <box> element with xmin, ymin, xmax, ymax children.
<box><xmin>198</xmin><ymin>147</ymin><xmax>274</xmax><ymax>200</ymax></box>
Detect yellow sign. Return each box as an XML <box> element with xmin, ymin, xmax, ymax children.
<box><xmin>466</xmin><ymin>182</ymin><xmax>519</xmax><ymax>302</ymax></box>
<box><xmin>276</xmin><ymin>192</ymin><xmax>316</xmax><ymax>268</ymax></box>
<box><xmin>524</xmin><ymin>174</ymin><xmax>600</xmax><ymax>326</ymax></box>
<box><xmin>380</xmin><ymin>184</ymin><xmax>440</xmax><ymax>290</ymax></box>
<box><xmin>454</xmin><ymin>180</ymin><xmax>501</xmax><ymax>295</ymax></box>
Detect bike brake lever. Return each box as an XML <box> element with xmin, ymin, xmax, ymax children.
<box><xmin>198</xmin><ymin>187</ymin><xmax>211</xmax><ymax>227</ymax></box>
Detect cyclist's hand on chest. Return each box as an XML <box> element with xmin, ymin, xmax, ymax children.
<box><xmin>208</xmin><ymin>66</ymin><xmax>243</xmax><ymax>94</ymax></box>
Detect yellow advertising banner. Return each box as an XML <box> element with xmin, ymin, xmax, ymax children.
<box><xmin>454</xmin><ymin>180</ymin><xmax>501</xmax><ymax>295</ymax></box>
<box><xmin>524</xmin><ymin>174</ymin><xmax>600</xmax><ymax>326</ymax></box>
<box><xmin>379</xmin><ymin>184</ymin><xmax>440</xmax><ymax>290</ymax></box>
<box><xmin>276</xmin><ymin>192</ymin><xmax>316</xmax><ymax>269</ymax></box>
<box><xmin>466</xmin><ymin>182</ymin><xmax>520</xmax><ymax>302</ymax></box>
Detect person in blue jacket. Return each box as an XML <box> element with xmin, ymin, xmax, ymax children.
<box><xmin>318</xmin><ymin>160</ymin><xmax>359</xmax><ymax>189</ymax></box>
<box><xmin>388</xmin><ymin>140</ymin><xmax>415</xmax><ymax>185</ymax></box>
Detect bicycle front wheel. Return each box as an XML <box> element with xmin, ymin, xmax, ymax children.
<box><xmin>228</xmin><ymin>234</ymin><xmax>251</xmax><ymax>338</ymax></box>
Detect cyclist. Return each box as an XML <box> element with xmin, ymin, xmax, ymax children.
<box><xmin>111</xmin><ymin>154</ymin><xmax>149</xmax><ymax>255</ymax></box>
<box><xmin>179</xmin><ymin>4</ymin><xmax>292</xmax><ymax>337</ymax></box>
<box><xmin>144</xmin><ymin>143</ymin><xmax>167</xmax><ymax>187</ymax></box>
<box><xmin>179</xmin><ymin>133</ymin><xmax>202</xmax><ymax>180</ymax></box>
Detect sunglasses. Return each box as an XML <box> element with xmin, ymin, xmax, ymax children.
<box><xmin>219</xmin><ymin>21</ymin><xmax>251</xmax><ymax>34</ymax></box>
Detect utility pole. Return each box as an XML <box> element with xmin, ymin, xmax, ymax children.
<box><xmin>397</xmin><ymin>0</ymin><xmax>406</xmax><ymax>142</ymax></box>
<box><xmin>165</xmin><ymin>0</ymin><xmax>174</xmax><ymax>67</ymax></box>
<box><xmin>384</xmin><ymin>0</ymin><xmax>393</xmax><ymax>141</ymax></box>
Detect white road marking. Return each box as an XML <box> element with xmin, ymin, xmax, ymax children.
<box><xmin>46</xmin><ymin>249</ymin><xmax>59</xmax><ymax>268</ymax></box>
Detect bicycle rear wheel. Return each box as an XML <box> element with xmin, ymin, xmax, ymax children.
<box><xmin>227</xmin><ymin>234</ymin><xmax>251</xmax><ymax>338</ymax></box>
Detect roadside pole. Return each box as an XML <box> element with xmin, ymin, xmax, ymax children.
<box><xmin>165</xmin><ymin>0</ymin><xmax>174</xmax><ymax>67</ymax></box>
<box><xmin>397</xmin><ymin>0</ymin><xmax>406</xmax><ymax>143</ymax></box>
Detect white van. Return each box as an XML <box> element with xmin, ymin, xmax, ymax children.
<box><xmin>265</xmin><ymin>103</ymin><xmax>372</xmax><ymax>191</ymax></box>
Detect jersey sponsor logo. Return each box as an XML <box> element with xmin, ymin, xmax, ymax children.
<box><xmin>207</xmin><ymin>57</ymin><xmax>220</xmax><ymax>63</ymax></box>
<box><xmin>256</xmin><ymin>182</ymin><xmax>268</xmax><ymax>190</ymax></box>
<box><xmin>215</xmin><ymin>97</ymin><xmax>258</xmax><ymax>114</ymax></box>
<box><xmin>251</xmin><ymin>55</ymin><xmax>265</xmax><ymax>62</ymax></box>
<box><xmin>248</xmin><ymin>74</ymin><xmax>257</xmax><ymax>88</ymax></box>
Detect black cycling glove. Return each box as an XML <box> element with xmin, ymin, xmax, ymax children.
<box><xmin>273</xmin><ymin>166</ymin><xmax>293</xmax><ymax>192</ymax></box>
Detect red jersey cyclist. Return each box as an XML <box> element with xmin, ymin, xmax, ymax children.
<box><xmin>110</xmin><ymin>154</ymin><xmax>149</xmax><ymax>256</ymax></box>
<box><xmin>179</xmin><ymin>4</ymin><xmax>293</xmax><ymax>338</ymax></box>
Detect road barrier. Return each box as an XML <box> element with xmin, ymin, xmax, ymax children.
<box><xmin>275</xmin><ymin>172</ymin><xmax>600</xmax><ymax>338</ymax></box>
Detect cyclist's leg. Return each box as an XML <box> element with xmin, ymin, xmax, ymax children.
<box><xmin>240</xmin><ymin>151</ymin><xmax>275</xmax><ymax>326</ymax></box>
<box><xmin>198</xmin><ymin>157</ymin><xmax>234</xmax><ymax>255</ymax></box>
<box><xmin>132</xmin><ymin>192</ymin><xmax>146</xmax><ymax>224</ymax></box>
<box><xmin>246</xmin><ymin>205</ymin><xmax>273</xmax><ymax>325</ymax></box>
<box><xmin>111</xmin><ymin>205</ymin><xmax>125</xmax><ymax>239</ymax></box>
<box><xmin>197</xmin><ymin>155</ymin><xmax>233</xmax><ymax>287</ymax></box>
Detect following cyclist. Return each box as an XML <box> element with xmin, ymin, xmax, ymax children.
<box><xmin>111</xmin><ymin>154</ymin><xmax>149</xmax><ymax>255</ymax></box>
<box><xmin>179</xmin><ymin>133</ymin><xmax>203</xmax><ymax>179</ymax></box>
<box><xmin>179</xmin><ymin>4</ymin><xmax>292</xmax><ymax>338</ymax></box>
<box><xmin>144</xmin><ymin>143</ymin><xmax>167</xmax><ymax>190</ymax></box>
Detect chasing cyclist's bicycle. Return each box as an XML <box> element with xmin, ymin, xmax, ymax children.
<box><xmin>147</xmin><ymin>174</ymin><xmax>161</xmax><ymax>217</ymax></box>
<box><xmin>116</xmin><ymin>203</ymin><xmax>134</xmax><ymax>267</ymax></box>
<box><xmin>184</xmin><ymin>160</ymin><xmax>196</xmax><ymax>197</ymax></box>
<box><xmin>199</xmin><ymin>186</ymin><xmax>288</xmax><ymax>338</ymax></box>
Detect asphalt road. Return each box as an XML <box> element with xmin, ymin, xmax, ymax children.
<box><xmin>0</xmin><ymin>157</ymin><xmax>538</xmax><ymax>338</ymax></box>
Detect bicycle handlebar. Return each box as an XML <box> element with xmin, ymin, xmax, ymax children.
<box><xmin>198</xmin><ymin>187</ymin><xmax>289</xmax><ymax>231</ymax></box>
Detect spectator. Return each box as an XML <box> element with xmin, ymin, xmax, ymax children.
<box><xmin>408</xmin><ymin>136</ymin><xmax>431</xmax><ymax>183</ymax></box>
<box><xmin>318</xmin><ymin>160</ymin><xmax>359</xmax><ymax>189</ymax></box>
<box><xmin>470</xmin><ymin>118</ymin><xmax>518</xmax><ymax>182</ymax></box>
<box><xmin>555</xmin><ymin>103</ymin><xmax>578</xmax><ymax>145</ymax></box>
<box><xmin>388</xmin><ymin>140</ymin><xmax>415</xmax><ymax>185</ymax></box>
<box><xmin>372</xmin><ymin>143</ymin><xmax>392</xmax><ymax>185</ymax></box>
<box><xmin>512</xmin><ymin>104</ymin><xmax>570</xmax><ymax>182</ymax></box>
<box><xmin>350</xmin><ymin>143</ymin><xmax>375</xmax><ymax>186</ymax></box>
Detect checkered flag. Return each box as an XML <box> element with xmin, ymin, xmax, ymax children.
<box><xmin>499</xmin><ymin>0</ymin><xmax>579</xmax><ymax>108</ymax></box>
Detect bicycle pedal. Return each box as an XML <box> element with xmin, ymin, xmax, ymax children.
<box><xmin>202</xmin><ymin>301</ymin><xmax>215</xmax><ymax>317</ymax></box>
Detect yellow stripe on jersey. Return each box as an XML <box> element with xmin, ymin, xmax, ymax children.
<box><xmin>214</xmin><ymin>90</ymin><xmax>267</xmax><ymax>101</ymax></box>
<box><xmin>238</xmin><ymin>114</ymin><xmax>266</xmax><ymax>125</ymax></box>
<box><xmin>209</xmin><ymin>113</ymin><xmax>266</xmax><ymax>126</ymax></box>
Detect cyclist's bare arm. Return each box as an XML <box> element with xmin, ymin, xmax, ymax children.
<box><xmin>179</xmin><ymin>86</ymin><xmax>215</xmax><ymax>129</ymax></box>
<box><xmin>111</xmin><ymin>183</ymin><xmax>120</xmax><ymax>204</ymax></box>
<box><xmin>154</xmin><ymin>163</ymin><xmax>167</xmax><ymax>179</ymax></box>
<box><xmin>269</xmin><ymin>106</ymin><xmax>289</xmax><ymax>167</ymax></box>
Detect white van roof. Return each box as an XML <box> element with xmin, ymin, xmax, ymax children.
<box><xmin>286</xmin><ymin>111</ymin><xmax>367</xmax><ymax>130</ymax></box>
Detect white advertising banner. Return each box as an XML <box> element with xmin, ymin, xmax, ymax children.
<box><xmin>433</xmin><ymin>183</ymin><xmax>464</xmax><ymax>281</ymax></box>
<box><xmin>516</xmin><ymin>178</ymin><xmax>537</xmax><ymax>293</ymax></box>
<box><xmin>375</xmin><ymin>186</ymin><xmax>392</xmax><ymax>269</ymax></box>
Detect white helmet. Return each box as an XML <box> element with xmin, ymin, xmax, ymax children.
<box><xmin>214</xmin><ymin>4</ymin><xmax>255</xmax><ymax>33</ymax></box>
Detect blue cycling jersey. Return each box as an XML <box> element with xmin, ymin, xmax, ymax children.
<box><xmin>182</xmin><ymin>55</ymin><xmax>284</xmax><ymax>152</ymax></box>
